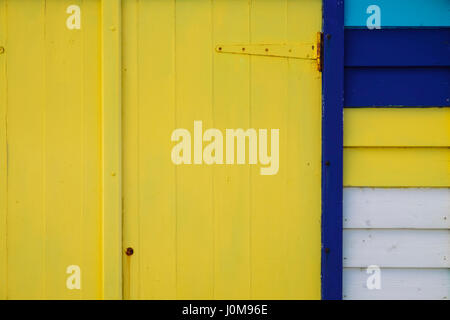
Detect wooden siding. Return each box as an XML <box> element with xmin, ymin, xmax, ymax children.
<box><xmin>343</xmin><ymin>187</ymin><xmax>450</xmax><ymax>300</ymax></box>
<box><xmin>344</xmin><ymin>148</ymin><xmax>450</xmax><ymax>187</ymax></box>
<box><xmin>344</xmin><ymin>229</ymin><xmax>449</xmax><ymax>268</ymax></box>
<box><xmin>345</xmin><ymin>0</ymin><xmax>450</xmax><ymax>27</ymax></box>
<box><xmin>344</xmin><ymin>268</ymin><xmax>449</xmax><ymax>300</ymax></box>
<box><xmin>344</xmin><ymin>108</ymin><xmax>450</xmax><ymax>147</ymax></box>
<box><xmin>344</xmin><ymin>188</ymin><xmax>450</xmax><ymax>229</ymax></box>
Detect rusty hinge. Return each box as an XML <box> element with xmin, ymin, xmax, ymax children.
<box><xmin>317</xmin><ymin>32</ymin><xmax>323</xmax><ymax>72</ymax></box>
<box><xmin>216</xmin><ymin>32</ymin><xmax>323</xmax><ymax>72</ymax></box>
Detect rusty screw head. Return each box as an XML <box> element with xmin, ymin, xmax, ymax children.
<box><xmin>125</xmin><ymin>247</ymin><xmax>134</xmax><ymax>256</ymax></box>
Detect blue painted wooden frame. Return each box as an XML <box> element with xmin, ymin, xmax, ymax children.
<box><xmin>321</xmin><ymin>0</ymin><xmax>344</xmax><ymax>300</ymax></box>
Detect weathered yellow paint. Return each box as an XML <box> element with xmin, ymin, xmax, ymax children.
<box><xmin>0</xmin><ymin>0</ymin><xmax>121</xmax><ymax>299</ymax></box>
<box><xmin>344</xmin><ymin>148</ymin><xmax>450</xmax><ymax>187</ymax></box>
<box><xmin>344</xmin><ymin>108</ymin><xmax>450</xmax><ymax>147</ymax></box>
<box><xmin>122</xmin><ymin>0</ymin><xmax>322</xmax><ymax>299</ymax></box>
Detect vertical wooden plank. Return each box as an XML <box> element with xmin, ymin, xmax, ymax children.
<box><xmin>175</xmin><ymin>0</ymin><xmax>214</xmax><ymax>299</ymax></box>
<box><xmin>121</xmin><ymin>0</ymin><xmax>139</xmax><ymax>300</ymax></box>
<box><xmin>101</xmin><ymin>0</ymin><xmax>122</xmax><ymax>300</ymax></box>
<box><xmin>286</xmin><ymin>0</ymin><xmax>322</xmax><ymax>299</ymax></box>
<box><xmin>41</xmin><ymin>0</ymin><xmax>103</xmax><ymax>299</ymax></box>
<box><xmin>81</xmin><ymin>0</ymin><xmax>103</xmax><ymax>299</ymax></box>
<box><xmin>322</xmin><ymin>0</ymin><xmax>344</xmax><ymax>300</ymax></box>
<box><xmin>137</xmin><ymin>0</ymin><xmax>177</xmax><ymax>299</ymax></box>
<box><xmin>5</xmin><ymin>0</ymin><xmax>46</xmax><ymax>299</ymax></box>
<box><xmin>250</xmin><ymin>0</ymin><xmax>288</xmax><ymax>299</ymax></box>
<box><xmin>250</xmin><ymin>0</ymin><xmax>322</xmax><ymax>299</ymax></box>
<box><xmin>212</xmin><ymin>0</ymin><xmax>251</xmax><ymax>299</ymax></box>
<box><xmin>44</xmin><ymin>0</ymin><xmax>84</xmax><ymax>299</ymax></box>
<box><xmin>0</xmin><ymin>0</ymin><xmax>7</xmax><ymax>300</ymax></box>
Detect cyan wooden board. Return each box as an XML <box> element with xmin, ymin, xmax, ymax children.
<box><xmin>345</xmin><ymin>0</ymin><xmax>450</xmax><ymax>27</ymax></box>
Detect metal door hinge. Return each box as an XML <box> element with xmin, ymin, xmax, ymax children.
<box><xmin>317</xmin><ymin>32</ymin><xmax>323</xmax><ymax>72</ymax></box>
<box><xmin>216</xmin><ymin>32</ymin><xmax>323</xmax><ymax>72</ymax></box>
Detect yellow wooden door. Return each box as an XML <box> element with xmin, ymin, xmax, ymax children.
<box><xmin>122</xmin><ymin>0</ymin><xmax>322</xmax><ymax>299</ymax></box>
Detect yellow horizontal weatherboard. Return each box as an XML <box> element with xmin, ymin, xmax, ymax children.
<box><xmin>344</xmin><ymin>147</ymin><xmax>450</xmax><ymax>187</ymax></box>
<box><xmin>344</xmin><ymin>108</ymin><xmax>450</xmax><ymax>147</ymax></box>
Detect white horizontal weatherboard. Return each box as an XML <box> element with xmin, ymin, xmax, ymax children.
<box><xmin>343</xmin><ymin>188</ymin><xmax>450</xmax><ymax>229</ymax></box>
<box><xmin>343</xmin><ymin>229</ymin><xmax>450</xmax><ymax>268</ymax></box>
<box><xmin>343</xmin><ymin>268</ymin><xmax>449</xmax><ymax>300</ymax></box>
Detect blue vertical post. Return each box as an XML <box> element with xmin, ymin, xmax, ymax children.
<box><xmin>321</xmin><ymin>0</ymin><xmax>344</xmax><ymax>300</ymax></box>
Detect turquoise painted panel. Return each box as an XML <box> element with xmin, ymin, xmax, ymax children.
<box><xmin>345</xmin><ymin>0</ymin><xmax>450</xmax><ymax>27</ymax></box>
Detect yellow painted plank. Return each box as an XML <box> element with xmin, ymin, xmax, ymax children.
<box><xmin>5</xmin><ymin>0</ymin><xmax>47</xmax><ymax>299</ymax></box>
<box><xmin>122</xmin><ymin>0</ymin><xmax>140</xmax><ymax>300</ymax></box>
<box><xmin>101</xmin><ymin>0</ymin><xmax>122</xmax><ymax>300</ymax></box>
<box><xmin>43</xmin><ymin>0</ymin><xmax>103</xmax><ymax>299</ymax></box>
<box><xmin>251</xmin><ymin>0</ymin><xmax>289</xmax><ymax>299</ymax></box>
<box><xmin>212</xmin><ymin>0</ymin><xmax>251</xmax><ymax>299</ymax></box>
<box><xmin>123</xmin><ymin>0</ymin><xmax>178</xmax><ymax>299</ymax></box>
<box><xmin>44</xmin><ymin>0</ymin><xmax>84</xmax><ymax>300</ymax></box>
<box><xmin>344</xmin><ymin>108</ymin><xmax>450</xmax><ymax>147</ymax></box>
<box><xmin>285</xmin><ymin>0</ymin><xmax>322</xmax><ymax>299</ymax></box>
<box><xmin>81</xmin><ymin>0</ymin><xmax>103</xmax><ymax>300</ymax></box>
<box><xmin>250</xmin><ymin>0</ymin><xmax>321</xmax><ymax>299</ymax></box>
<box><xmin>175</xmin><ymin>0</ymin><xmax>215</xmax><ymax>299</ymax></box>
<box><xmin>138</xmin><ymin>0</ymin><xmax>177</xmax><ymax>299</ymax></box>
<box><xmin>0</xmin><ymin>0</ymin><xmax>7</xmax><ymax>301</ymax></box>
<box><xmin>344</xmin><ymin>148</ymin><xmax>450</xmax><ymax>187</ymax></box>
